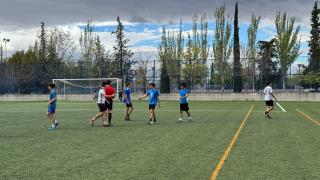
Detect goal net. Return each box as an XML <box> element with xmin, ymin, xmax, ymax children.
<box><xmin>52</xmin><ymin>78</ymin><xmax>122</xmax><ymax>100</ymax></box>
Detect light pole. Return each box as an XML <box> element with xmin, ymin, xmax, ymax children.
<box><xmin>3</xmin><ymin>38</ymin><xmax>10</xmax><ymax>61</ymax></box>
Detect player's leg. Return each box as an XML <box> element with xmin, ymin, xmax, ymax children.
<box><xmin>108</xmin><ymin>102</ymin><xmax>113</xmax><ymax>125</ymax></box>
<box><xmin>125</xmin><ymin>107</ymin><xmax>129</xmax><ymax>120</ymax></box>
<box><xmin>128</xmin><ymin>105</ymin><xmax>134</xmax><ymax>117</ymax></box>
<box><xmin>47</xmin><ymin>106</ymin><xmax>57</xmax><ymax>129</ymax></box>
<box><xmin>186</xmin><ymin>104</ymin><xmax>191</xmax><ymax>121</ymax></box>
<box><xmin>152</xmin><ymin>110</ymin><xmax>157</xmax><ymax>123</ymax></box>
<box><xmin>179</xmin><ymin>103</ymin><xmax>183</xmax><ymax>122</ymax></box>
<box><xmin>179</xmin><ymin>110</ymin><xmax>183</xmax><ymax>122</ymax></box>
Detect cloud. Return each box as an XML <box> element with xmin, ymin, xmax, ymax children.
<box><xmin>0</xmin><ymin>0</ymin><xmax>314</xmax><ymax>28</ymax></box>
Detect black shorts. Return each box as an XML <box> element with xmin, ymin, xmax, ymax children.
<box><xmin>98</xmin><ymin>103</ymin><xmax>107</xmax><ymax>112</ymax></box>
<box><xmin>265</xmin><ymin>100</ymin><xmax>274</xmax><ymax>107</ymax></box>
<box><xmin>180</xmin><ymin>103</ymin><xmax>189</xmax><ymax>111</ymax></box>
<box><xmin>126</xmin><ymin>103</ymin><xmax>133</xmax><ymax>108</ymax></box>
<box><xmin>149</xmin><ymin>104</ymin><xmax>156</xmax><ymax>110</ymax></box>
<box><xmin>105</xmin><ymin>101</ymin><xmax>113</xmax><ymax>110</ymax></box>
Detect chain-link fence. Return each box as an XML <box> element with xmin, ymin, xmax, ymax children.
<box><xmin>0</xmin><ymin>59</ymin><xmax>317</xmax><ymax>94</ymax></box>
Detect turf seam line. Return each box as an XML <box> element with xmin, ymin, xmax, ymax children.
<box><xmin>210</xmin><ymin>104</ymin><xmax>255</xmax><ymax>180</ymax></box>
<box><xmin>296</xmin><ymin>108</ymin><xmax>320</xmax><ymax>126</ymax></box>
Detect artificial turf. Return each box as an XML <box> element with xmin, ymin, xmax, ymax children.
<box><xmin>0</xmin><ymin>101</ymin><xmax>319</xmax><ymax>180</ymax></box>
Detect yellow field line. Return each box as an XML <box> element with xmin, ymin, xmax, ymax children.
<box><xmin>296</xmin><ymin>109</ymin><xmax>320</xmax><ymax>126</ymax></box>
<box><xmin>210</xmin><ymin>104</ymin><xmax>255</xmax><ymax>180</ymax></box>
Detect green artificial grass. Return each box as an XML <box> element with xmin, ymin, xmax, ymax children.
<box><xmin>0</xmin><ymin>101</ymin><xmax>319</xmax><ymax>180</ymax></box>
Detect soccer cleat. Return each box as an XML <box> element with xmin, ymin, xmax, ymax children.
<box><xmin>188</xmin><ymin>117</ymin><xmax>192</xmax><ymax>122</ymax></box>
<box><xmin>55</xmin><ymin>122</ymin><xmax>59</xmax><ymax>128</ymax></box>
<box><xmin>267</xmin><ymin>114</ymin><xmax>272</xmax><ymax>119</ymax></box>
<box><xmin>48</xmin><ymin>127</ymin><xmax>56</xmax><ymax>130</ymax></box>
<box><xmin>178</xmin><ymin>118</ymin><xmax>183</xmax><ymax>122</ymax></box>
<box><xmin>90</xmin><ymin>119</ymin><xmax>94</xmax><ymax>127</ymax></box>
<box><xmin>147</xmin><ymin>121</ymin><xmax>155</xmax><ymax>125</ymax></box>
<box><xmin>103</xmin><ymin>124</ymin><xmax>109</xmax><ymax>127</ymax></box>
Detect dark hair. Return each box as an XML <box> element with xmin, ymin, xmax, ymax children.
<box><xmin>267</xmin><ymin>81</ymin><xmax>272</xmax><ymax>85</ymax></box>
<box><xmin>105</xmin><ymin>80</ymin><xmax>111</xmax><ymax>85</ymax></box>
<box><xmin>180</xmin><ymin>83</ymin><xmax>186</xmax><ymax>88</ymax></box>
<box><xmin>149</xmin><ymin>83</ymin><xmax>156</xmax><ymax>87</ymax></box>
<box><xmin>126</xmin><ymin>82</ymin><xmax>131</xmax><ymax>87</ymax></box>
<box><xmin>48</xmin><ymin>83</ymin><xmax>55</xmax><ymax>88</ymax></box>
<box><xmin>102</xmin><ymin>81</ymin><xmax>107</xmax><ymax>87</ymax></box>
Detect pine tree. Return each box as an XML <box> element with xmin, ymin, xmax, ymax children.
<box><xmin>233</xmin><ymin>1</ymin><xmax>242</xmax><ymax>92</ymax></box>
<box><xmin>306</xmin><ymin>1</ymin><xmax>320</xmax><ymax>91</ymax></box>
<box><xmin>112</xmin><ymin>16</ymin><xmax>134</xmax><ymax>82</ymax></box>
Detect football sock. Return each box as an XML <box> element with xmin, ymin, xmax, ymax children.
<box><xmin>108</xmin><ymin>113</ymin><xmax>112</xmax><ymax>124</ymax></box>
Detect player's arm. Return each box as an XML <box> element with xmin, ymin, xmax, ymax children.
<box><xmin>48</xmin><ymin>97</ymin><xmax>56</xmax><ymax>105</ymax></box>
<box><xmin>139</xmin><ymin>94</ymin><xmax>148</xmax><ymax>100</ymax></box>
<box><xmin>271</xmin><ymin>93</ymin><xmax>277</xmax><ymax>101</ymax></box>
<box><xmin>182</xmin><ymin>93</ymin><xmax>188</xmax><ymax>99</ymax></box>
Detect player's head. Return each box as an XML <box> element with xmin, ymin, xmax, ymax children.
<box><xmin>180</xmin><ymin>83</ymin><xmax>186</xmax><ymax>89</ymax></box>
<box><xmin>149</xmin><ymin>83</ymin><xmax>156</xmax><ymax>88</ymax></box>
<box><xmin>102</xmin><ymin>81</ymin><xmax>107</xmax><ymax>87</ymax></box>
<box><xmin>105</xmin><ymin>80</ymin><xmax>112</xmax><ymax>86</ymax></box>
<box><xmin>126</xmin><ymin>82</ymin><xmax>131</xmax><ymax>88</ymax></box>
<box><xmin>266</xmin><ymin>81</ymin><xmax>272</xmax><ymax>86</ymax></box>
<box><xmin>48</xmin><ymin>83</ymin><xmax>55</xmax><ymax>90</ymax></box>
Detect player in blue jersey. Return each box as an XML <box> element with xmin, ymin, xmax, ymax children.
<box><xmin>178</xmin><ymin>83</ymin><xmax>191</xmax><ymax>122</ymax></box>
<box><xmin>123</xmin><ymin>82</ymin><xmax>134</xmax><ymax>121</ymax></box>
<box><xmin>47</xmin><ymin>83</ymin><xmax>59</xmax><ymax>130</ymax></box>
<box><xmin>139</xmin><ymin>83</ymin><xmax>160</xmax><ymax>125</ymax></box>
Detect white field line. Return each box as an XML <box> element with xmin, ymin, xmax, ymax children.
<box><xmin>0</xmin><ymin>109</ymin><xmax>285</xmax><ymax>113</ymax></box>
<box><xmin>276</xmin><ymin>102</ymin><xmax>287</xmax><ymax>112</ymax></box>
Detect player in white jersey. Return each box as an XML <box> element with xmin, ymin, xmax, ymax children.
<box><xmin>90</xmin><ymin>81</ymin><xmax>108</xmax><ymax>126</ymax></box>
<box><xmin>263</xmin><ymin>81</ymin><xmax>277</xmax><ymax>119</ymax></box>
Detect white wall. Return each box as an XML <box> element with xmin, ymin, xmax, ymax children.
<box><xmin>0</xmin><ymin>93</ymin><xmax>319</xmax><ymax>102</ymax></box>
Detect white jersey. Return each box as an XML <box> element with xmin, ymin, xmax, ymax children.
<box><xmin>264</xmin><ymin>86</ymin><xmax>273</xmax><ymax>101</ymax></box>
<box><xmin>97</xmin><ymin>88</ymin><xmax>105</xmax><ymax>104</ymax></box>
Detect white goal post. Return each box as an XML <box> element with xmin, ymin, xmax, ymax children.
<box><xmin>52</xmin><ymin>78</ymin><xmax>122</xmax><ymax>100</ymax></box>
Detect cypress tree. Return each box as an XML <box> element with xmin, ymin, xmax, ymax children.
<box><xmin>233</xmin><ymin>1</ymin><xmax>242</xmax><ymax>92</ymax></box>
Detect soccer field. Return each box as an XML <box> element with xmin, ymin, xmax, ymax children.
<box><xmin>0</xmin><ymin>101</ymin><xmax>319</xmax><ymax>180</ymax></box>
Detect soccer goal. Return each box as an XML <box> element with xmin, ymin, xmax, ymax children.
<box><xmin>52</xmin><ymin>78</ymin><xmax>122</xmax><ymax>100</ymax></box>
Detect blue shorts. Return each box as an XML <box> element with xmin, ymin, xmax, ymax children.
<box><xmin>48</xmin><ymin>105</ymin><xmax>56</xmax><ymax>113</ymax></box>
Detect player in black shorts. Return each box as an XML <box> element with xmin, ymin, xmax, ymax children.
<box><xmin>178</xmin><ymin>83</ymin><xmax>191</xmax><ymax>122</ymax></box>
<box><xmin>263</xmin><ymin>82</ymin><xmax>277</xmax><ymax>119</ymax></box>
<box><xmin>90</xmin><ymin>82</ymin><xmax>107</xmax><ymax>126</ymax></box>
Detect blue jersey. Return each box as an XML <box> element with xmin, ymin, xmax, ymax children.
<box><xmin>49</xmin><ymin>89</ymin><xmax>57</xmax><ymax>106</ymax></box>
<box><xmin>124</xmin><ymin>87</ymin><xmax>132</xmax><ymax>104</ymax></box>
<box><xmin>147</xmin><ymin>89</ymin><xmax>159</xmax><ymax>105</ymax></box>
<box><xmin>179</xmin><ymin>89</ymin><xmax>189</xmax><ymax>104</ymax></box>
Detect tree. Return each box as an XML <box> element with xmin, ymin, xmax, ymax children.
<box><xmin>274</xmin><ymin>12</ymin><xmax>301</xmax><ymax>91</ymax></box>
<box><xmin>242</xmin><ymin>14</ymin><xmax>260</xmax><ymax>92</ymax></box>
<box><xmin>112</xmin><ymin>16</ymin><xmax>134</xmax><ymax>82</ymax></box>
<box><xmin>303</xmin><ymin>71</ymin><xmax>320</xmax><ymax>91</ymax></box>
<box><xmin>257</xmin><ymin>39</ymin><xmax>279</xmax><ymax>90</ymax></box>
<box><xmin>158</xmin><ymin>26</ymin><xmax>171</xmax><ymax>93</ymax></box>
<box><xmin>305</xmin><ymin>2</ymin><xmax>320</xmax><ymax>91</ymax></box>
<box><xmin>182</xmin><ymin>13</ymin><xmax>208</xmax><ymax>87</ymax></box>
<box><xmin>233</xmin><ymin>1</ymin><xmax>242</xmax><ymax>92</ymax></box>
<box><xmin>212</xmin><ymin>5</ymin><xmax>232</xmax><ymax>91</ymax></box>
<box><xmin>93</xmin><ymin>35</ymin><xmax>111</xmax><ymax>78</ymax></box>
<box><xmin>135</xmin><ymin>51</ymin><xmax>152</xmax><ymax>93</ymax></box>
<box><xmin>79</xmin><ymin>21</ymin><xmax>95</xmax><ymax>78</ymax></box>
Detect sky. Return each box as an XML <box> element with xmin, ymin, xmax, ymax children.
<box><xmin>0</xmin><ymin>0</ymin><xmax>315</xmax><ymax>69</ymax></box>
